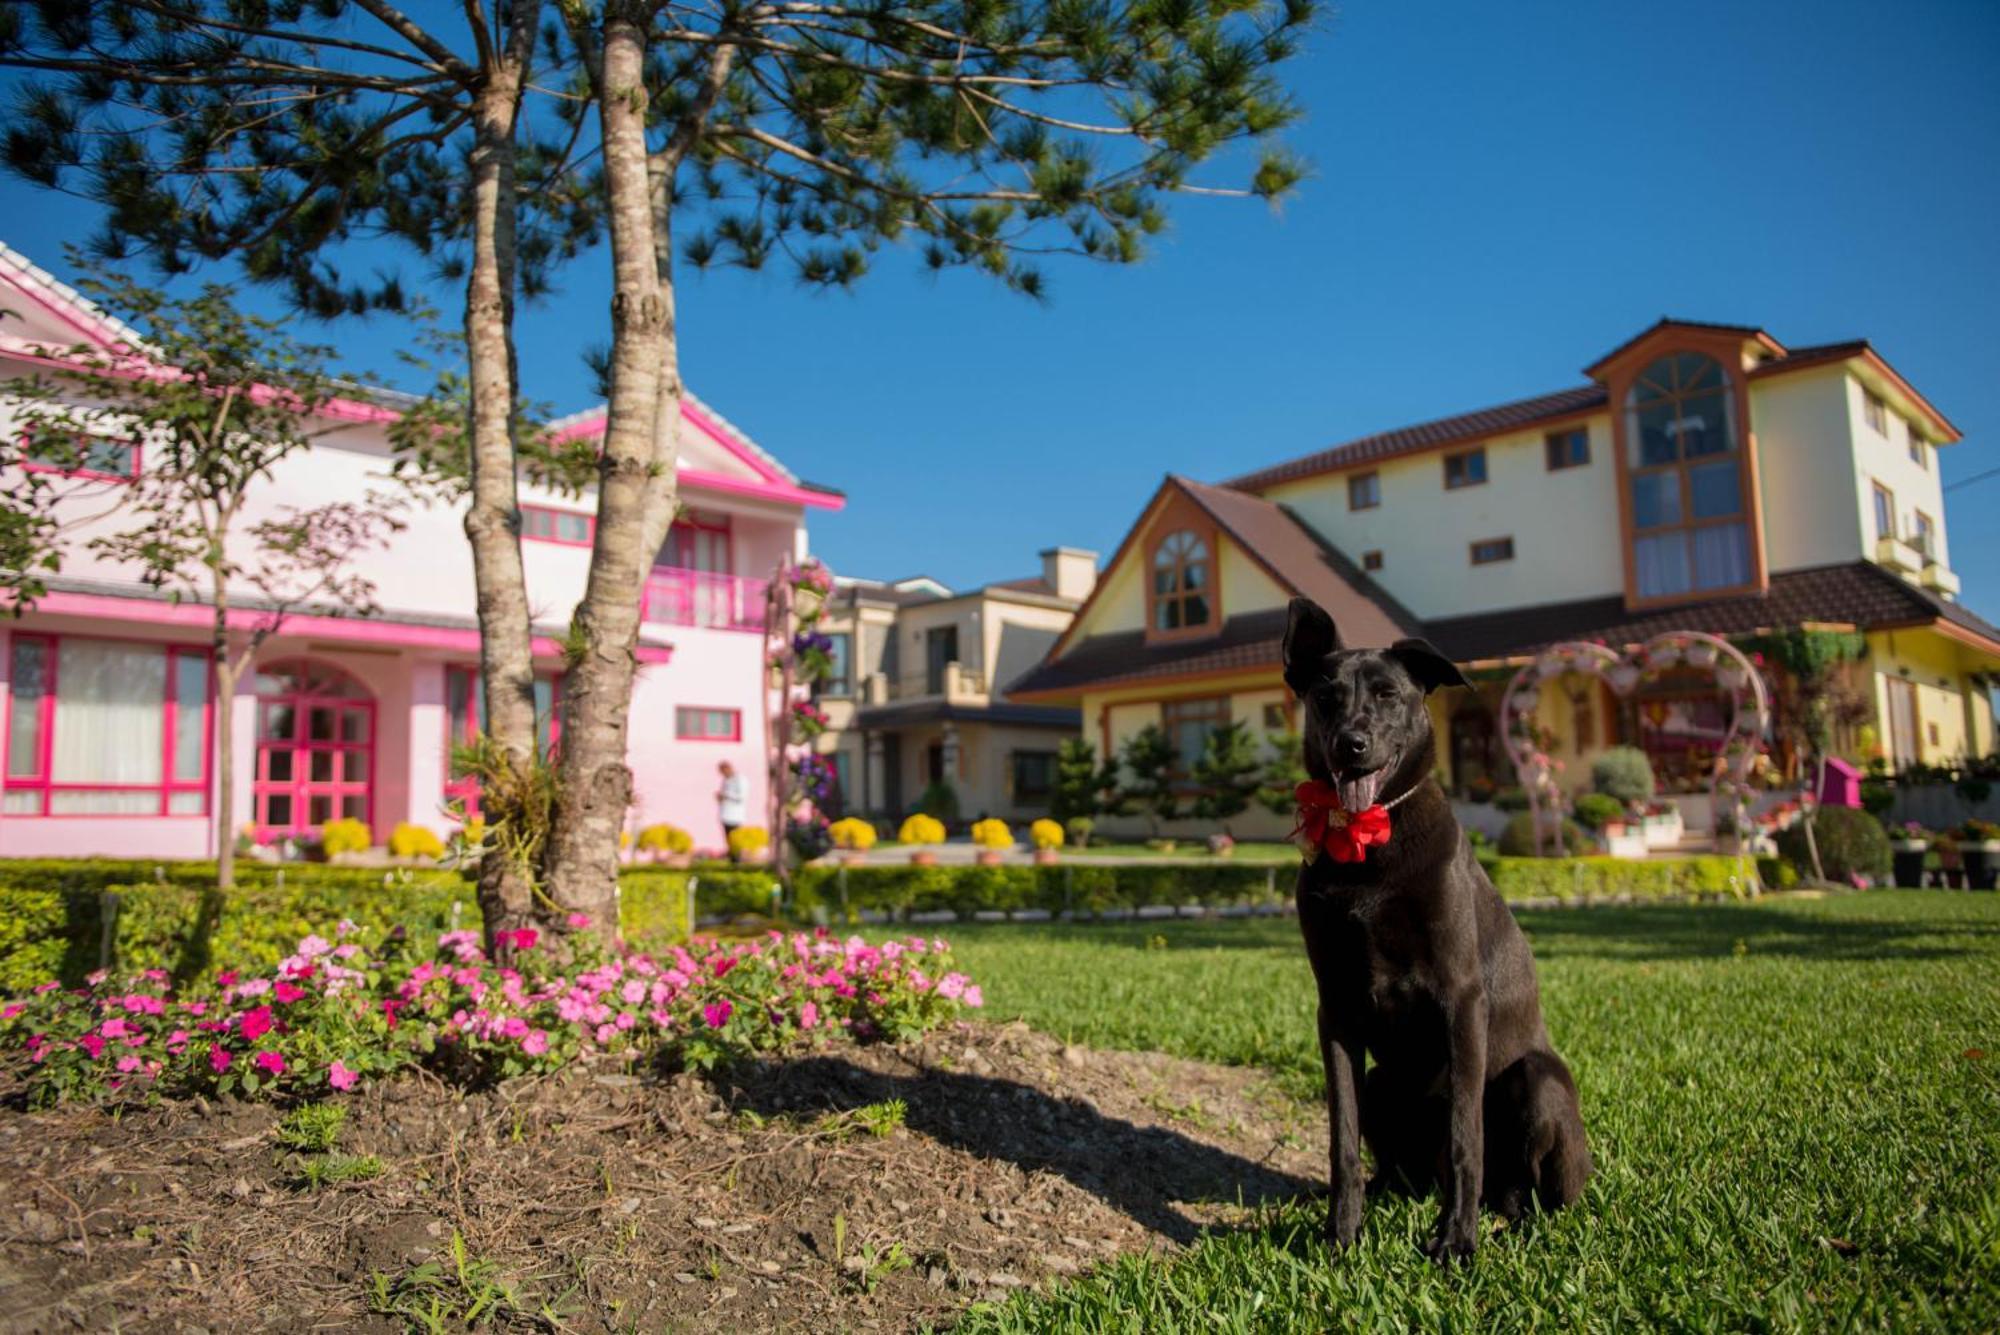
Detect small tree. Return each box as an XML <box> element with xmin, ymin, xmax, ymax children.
<box><xmin>1052</xmin><ymin>738</ymin><xmax>1104</xmax><ymax>824</ymax></box>
<box><xmin>1256</xmin><ymin>729</ymin><xmax>1309</xmax><ymax>819</ymax></box>
<box><xmin>1192</xmin><ymin>721</ymin><xmax>1261</xmax><ymax>836</ymax></box>
<box><xmin>1740</xmin><ymin>628</ymin><xmax>1870</xmax><ymax>884</ymax></box>
<box><xmin>2</xmin><ymin>262</ymin><xmax>401</xmax><ymax>891</ymax></box>
<box><xmin>1119</xmin><ymin>724</ymin><xmax>1181</xmax><ymax>838</ymax></box>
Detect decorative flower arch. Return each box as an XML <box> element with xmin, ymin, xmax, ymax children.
<box><xmin>1500</xmin><ymin>631</ymin><xmax>1772</xmax><ymax>861</ymax></box>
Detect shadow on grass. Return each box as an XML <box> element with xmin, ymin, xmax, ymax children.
<box><xmin>1516</xmin><ymin>897</ymin><xmax>2000</xmax><ymax>964</ymax></box>
<box><xmin>708</xmin><ymin>1054</ymin><xmax>1318</xmax><ymax>1245</ymax></box>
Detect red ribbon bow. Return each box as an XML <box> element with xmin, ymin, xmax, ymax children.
<box><xmin>1291</xmin><ymin>779</ymin><xmax>1393</xmax><ymax>863</ymax></box>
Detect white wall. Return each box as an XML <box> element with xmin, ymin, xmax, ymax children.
<box><xmin>1842</xmin><ymin>373</ymin><xmax>1951</xmax><ymax>570</ymax></box>
<box><xmin>1750</xmin><ymin>366</ymin><xmax>1865</xmax><ymax>573</ymax></box>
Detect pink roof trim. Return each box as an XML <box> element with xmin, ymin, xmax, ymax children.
<box><xmin>552</xmin><ymin>403</ymin><xmax>843</xmax><ymax>511</ymax></box>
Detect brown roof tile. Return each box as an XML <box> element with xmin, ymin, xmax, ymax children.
<box><xmin>1008</xmin><ymin>608</ymin><xmax>1292</xmax><ymax>698</ymax></box>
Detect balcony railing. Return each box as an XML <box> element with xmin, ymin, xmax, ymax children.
<box><xmin>862</xmin><ymin>661</ymin><xmax>988</xmax><ymax>703</ymax></box>
<box><xmin>641</xmin><ymin>567</ymin><xmax>768</xmax><ymax>631</ymax></box>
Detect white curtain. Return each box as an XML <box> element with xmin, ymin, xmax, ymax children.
<box><xmin>1692</xmin><ymin>523</ymin><xmax>1752</xmax><ymax>590</ymax></box>
<box><xmin>1633</xmin><ymin>533</ymin><xmax>1691</xmax><ymax>599</ymax></box>
<box><xmin>51</xmin><ymin>640</ymin><xmax>164</xmax><ymax>812</ymax></box>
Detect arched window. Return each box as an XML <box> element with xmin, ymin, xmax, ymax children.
<box><xmin>1152</xmin><ymin>530</ymin><xmax>1212</xmax><ymax>631</ymax></box>
<box><xmin>253</xmin><ymin>660</ymin><xmax>373</xmax><ymax>838</ymax></box>
<box><xmin>1625</xmin><ymin>353</ymin><xmax>1752</xmax><ymax>599</ymax></box>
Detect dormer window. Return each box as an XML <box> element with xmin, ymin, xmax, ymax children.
<box><xmin>1625</xmin><ymin>353</ymin><xmax>1752</xmax><ymax>599</ymax></box>
<box><xmin>1152</xmin><ymin>530</ymin><xmax>1211</xmax><ymax>631</ymax></box>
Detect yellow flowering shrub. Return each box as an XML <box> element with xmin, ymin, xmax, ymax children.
<box><xmin>829</xmin><ymin>817</ymin><xmax>878</xmax><ymax>851</ymax></box>
<box><xmin>638</xmin><ymin>823</ymin><xmax>695</xmax><ymax>855</ymax></box>
<box><xmin>970</xmin><ymin>818</ymin><xmax>1013</xmax><ymax>850</ymax></box>
<box><xmin>319</xmin><ymin>818</ymin><xmax>372</xmax><ymax>857</ymax></box>
<box><xmin>388</xmin><ymin>822</ymin><xmax>445</xmax><ymax>860</ymax></box>
<box><xmin>897</xmin><ymin>814</ymin><xmax>946</xmax><ymax>846</ymax></box>
<box><xmin>1030</xmin><ymin>819</ymin><xmax>1065</xmax><ymax>851</ymax></box>
<box><xmin>728</xmin><ymin>826</ymin><xmax>771</xmax><ymax>858</ymax></box>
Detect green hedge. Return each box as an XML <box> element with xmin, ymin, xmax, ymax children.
<box><xmin>0</xmin><ymin>860</ymin><xmax>699</xmax><ymax>994</ymax></box>
<box><xmin>1481</xmin><ymin>855</ymin><xmax>1757</xmax><ymax>902</ymax></box>
<box><xmin>791</xmin><ymin>863</ymin><xmax>1290</xmax><ymax>920</ymax></box>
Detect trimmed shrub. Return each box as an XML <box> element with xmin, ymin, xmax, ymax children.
<box><xmin>1493</xmin><ymin>787</ymin><xmax>1530</xmax><ymax>813</ymax></box>
<box><xmin>897</xmin><ymin>813</ymin><xmax>946</xmax><ymax>846</ymax></box>
<box><xmin>1774</xmin><ymin>806</ymin><xmax>1892</xmax><ymax>884</ymax></box>
<box><xmin>320</xmin><ymin>818</ymin><xmax>372</xmax><ymax>857</ymax></box>
<box><xmin>916</xmin><ymin>780</ymin><xmax>960</xmax><ymax>824</ymax></box>
<box><xmin>637</xmin><ymin>823</ymin><xmax>694</xmax><ymax>856</ymax></box>
<box><xmin>1590</xmin><ymin>747</ymin><xmax>1657</xmax><ymax>805</ymax></box>
<box><xmin>1499</xmin><ymin>812</ymin><xmax>1593</xmax><ymax>856</ymax></box>
<box><xmin>727</xmin><ymin>826</ymin><xmax>770</xmax><ymax>860</ymax></box>
<box><xmin>1484</xmin><ymin>855</ymin><xmax>1750</xmax><ymax>901</ymax></box>
<box><xmin>970</xmin><ymin>818</ymin><xmax>1013</xmax><ymax>850</ymax></box>
<box><xmin>388</xmin><ymin>823</ymin><xmax>445</xmax><ymax>860</ymax></box>
<box><xmin>828</xmin><ymin>818</ymin><xmax>876</xmax><ymax>851</ymax></box>
<box><xmin>1572</xmin><ymin>793</ymin><xmax>1626</xmax><ymax>832</ymax></box>
<box><xmin>1030</xmin><ymin>819</ymin><xmax>1065</xmax><ymax>850</ymax></box>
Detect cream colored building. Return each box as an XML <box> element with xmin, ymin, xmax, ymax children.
<box><xmin>814</xmin><ymin>549</ymin><xmax>1095</xmax><ymax>824</ymax></box>
<box><xmin>1011</xmin><ymin>320</ymin><xmax>1997</xmax><ymax>834</ymax></box>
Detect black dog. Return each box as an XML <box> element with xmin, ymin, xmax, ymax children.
<box><xmin>1283</xmin><ymin>596</ymin><xmax>1591</xmax><ymax>1262</ymax></box>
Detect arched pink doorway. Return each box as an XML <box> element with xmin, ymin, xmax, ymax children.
<box><xmin>253</xmin><ymin>659</ymin><xmax>375</xmax><ymax>839</ymax></box>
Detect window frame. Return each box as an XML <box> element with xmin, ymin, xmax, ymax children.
<box><xmin>1442</xmin><ymin>447</ymin><xmax>1488</xmax><ymax>490</ymax></box>
<box><xmin>1469</xmin><ymin>536</ymin><xmax>1515</xmax><ymax>566</ymax></box>
<box><xmin>1912</xmin><ymin>509</ymin><xmax>1936</xmax><ymax>561</ymax></box>
<box><xmin>1149</xmin><ymin>527</ymin><xmax>1215</xmax><ymax>636</ymax></box>
<box><xmin>1863</xmin><ymin>389</ymin><xmax>1888</xmax><ymax>436</ymax></box>
<box><xmin>2</xmin><ymin>632</ymin><xmax>213</xmax><ymax>818</ymax></box>
<box><xmin>660</xmin><ymin>508</ymin><xmax>734</xmax><ymax>574</ymax></box>
<box><xmin>1161</xmin><ymin>695</ymin><xmax>1230</xmax><ymax>779</ymax></box>
<box><xmin>1544</xmin><ymin>428</ymin><xmax>1590</xmax><ymax>471</ymax></box>
<box><xmin>817</xmin><ymin>631</ymin><xmax>853</xmax><ymax>698</ymax></box>
<box><xmin>1361</xmin><ymin>549</ymin><xmax>1384</xmax><ymax>573</ymax></box>
<box><xmin>1908</xmin><ymin>431</ymin><xmax>1926</xmax><ymax>469</ymax></box>
<box><xmin>17</xmin><ymin>428</ymin><xmax>142</xmax><ymax>483</ymax></box>
<box><xmin>442</xmin><ymin>664</ymin><xmax>561</xmax><ymax>819</ymax></box>
<box><xmin>520</xmin><ymin>504</ymin><xmax>596</xmax><ymax>547</ymax></box>
<box><xmin>1872</xmin><ymin>481</ymin><xmax>1896</xmax><ymax>544</ymax></box>
<box><xmin>1621</xmin><ymin>352</ymin><xmax>1756</xmax><ymax>603</ymax></box>
<box><xmin>1010</xmin><ymin>749</ymin><xmax>1057</xmax><ymax>804</ymax></box>
<box><xmin>1347</xmin><ymin>471</ymin><xmax>1381</xmax><ymax>511</ymax></box>
<box><xmin>675</xmin><ymin>706</ymin><xmax>743</xmax><ymax>742</ymax></box>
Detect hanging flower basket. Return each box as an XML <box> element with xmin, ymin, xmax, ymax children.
<box><xmin>1685</xmin><ymin>641</ymin><xmax>1720</xmax><ymax>669</ymax></box>
<box><xmin>1606</xmin><ymin>664</ymin><xmax>1643</xmax><ymax>694</ymax></box>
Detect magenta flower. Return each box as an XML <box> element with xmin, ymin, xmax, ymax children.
<box><xmin>703</xmin><ymin>1000</ymin><xmax>733</xmax><ymax>1029</ymax></box>
<box><xmin>239</xmin><ymin>1006</ymin><xmax>275</xmax><ymax>1042</ymax></box>
<box><xmin>255</xmin><ymin>1051</ymin><xmax>285</xmax><ymax>1078</ymax></box>
<box><xmin>962</xmin><ymin>985</ymin><xmax>983</xmax><ymax>1009</ymax></box>
<box><xmin>98</xmin><ymin>1016</ymin><xmax>132</xmax><ymax>1039</ymax></box>
<box><xmin>799</xmin><ymin>1001</ymin><xmax>819</xmax><ymax>1030</ymax></box>
<box><xmin>566</xmin><ymin>913</ymin><xmax>592</xmax><ymax>930</ymax></box>
<box><xmin>78</xmin><ymin>1033</ymin><xmax>106</xmax><ymax>1060</ymax></box>
<box><xmin>328</xmin><ymin>1060</ymin><xmax>359</xmax><ymax>1091</ymax></box>
<box><xmin>522</xmin><ymin>1030</ymin><xmax>550</xmax><ymax>1057</ymax></box>
<box><xmin>116</xmin><ymin>1055</ymin><xmax>143</xmax><ymax>1073</ymax></box>
<box><xmin>273</xmin><ymin>981</ymin><xmax>306</xmax><ymax>1005</ymax></box>
<box><xmin>209</xmin><ymin>1045</ymin><xmax>231</xmax><ymax>1074</ymax></box>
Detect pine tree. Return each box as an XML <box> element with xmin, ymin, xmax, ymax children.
<box><xmin>1051</xmin><ymin>738</ymin><xmax>1102</xmax><ymax>824</ymax></box>
<box><xmin>1119</xmin><ymin>724</ymin><xmax>1181</xmax><ymax>838</ymax></box>
<box><xmin>1193</xmin><ymin>721</ymin><xmax>1261</xmax><ymax>835</ymax></box>
<box><xmin>1257</xmin><ymin>729</ymin><xmax>1309</xmax><ymax>818</ymax></box>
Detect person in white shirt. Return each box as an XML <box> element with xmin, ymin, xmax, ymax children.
<box><xmin>715</xmin><ymin>760</ymin><xmax>747</xmax><ymax>838</ymax></box>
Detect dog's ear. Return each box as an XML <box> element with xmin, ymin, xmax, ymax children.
<box><xmin>1282</xmin><ymin>597</ymin><xmax>1340</xmax><ymax>694</ymax></box>
<box><xmin>1389</xmin><ymin>638</ymin><xmax>1468</xmax><ymax>695</ymax></box>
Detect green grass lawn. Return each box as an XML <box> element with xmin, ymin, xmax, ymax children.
<box><xmin>929</xmin><ymin>892</ymin><xmax>2000</xmax><ymax>1331</ymax></box>
<box><xmin>1067</xmin><ymin>841</ymin><xmax>1299</xmax><ymax>864</ymax></box>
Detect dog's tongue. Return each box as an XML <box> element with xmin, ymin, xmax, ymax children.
<box><xmin>1337</xmin><ymin>770</ymin><xmax>1384</xmax><ymax>812</ymax></box>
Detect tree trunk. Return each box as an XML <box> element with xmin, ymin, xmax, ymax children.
<box><xmin>212</xmin><ymin>594</ymin><xmax>238</xmax><ymax>894</ymax></box>
<box><xmin>543</xmin><ymin>10</ymin><xmax>675</xmax><ymax>944</ymax></box>
<box><xmin>462</xmin><ymin>19</ymin><xmax>543</xmax><ymax>955</ymax></box>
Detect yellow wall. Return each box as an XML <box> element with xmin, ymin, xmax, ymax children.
<box><xmin>1865</xmin><ymin>628</ymin><xmax>1997</xmax><ymax>764</ymax></box>
<box><xmin>1066</xmin><ymin>543</ymin><xmax>1145</xmax><ymax>641</ymax></box>
<box><xmin>1218</xmin><ymin>543</ymin><xmax>1290</xmax><ymax>618</ymax></box>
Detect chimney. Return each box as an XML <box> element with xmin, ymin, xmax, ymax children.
<box><xmin>1039</xmin><ymin>546</ymin><xmax>1099</xmax><ymax>603</ymax></box>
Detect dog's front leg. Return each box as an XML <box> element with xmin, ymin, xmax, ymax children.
<box><xmin>1319</xmin><ymin>1007</ymin><xmax>1366</xmax><ymax>1250</ymax></box>
<box><xmin>1426</xmin><ymin>985</ymin><xmax>1487</xmax><ymax>1263</ymax></box>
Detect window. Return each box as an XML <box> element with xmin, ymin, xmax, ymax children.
<box><xmin>521</xmin><ymin>505</ymin><xmax>594</xmax><ymax>545</ymax></box>
<box><xmin>1443</xmin><ymin>447</ymin><xmax>1487</xmax><ymax>490</ymax></box>
<box><xmin>1011</xmin><ymin>751</ymin><xmax>1057</xmax><ymax>804</ymax></box>
<box><xmin>3</xmin><ymin>635</ymin><xmax>211</xmax><ymax>816</ymax></box>
<box><xmin>817</xmin><ymin>632</ymin><xmax>852</xmax><ymax>698</ymax></box>
<box><xmin>1151</xmin><ymin>529</ymin><xmax>1212</xmax><ymax>632</ymax></box>
<box><xmin>1545</xmin><ymin>428</ymin><xmax>1590</xmax><ymax>471</ymax></box>
<box><xmin>676</xmin><ymin>706</ymin><xmax>741</xmax><ymax>741</ymax></box>
<box><xmin>443</xmin><ymin>666</ymin><xmax>559</xmax><ymax>817</ymax></box>
<box><xmin>1361</xmin><ymin>550</ymin><xmax>1384</xmax><ymax>572</ymax></box>
<box><xmin>1162</xmin><ymin>696</ymin><xmax>1229</xmax><ymax>774</ymax></box>
<box><xmin>1262</xmin><ymin>701</ymin><xmax>1293</xmax><ymax>732</ymax></box>
<box><xmin>1348</xmin><ymin>472</ymin><xmax>1381</xmax><ymax>510</ymax></box>
<box><xmin>20</xmin><ymin>430</ymin><xmax>140</xmax><ymax>481</ymax></box>
<box><xmin>255</xmin><ymin>660</ymin><xmax>372</xmax><ymax>834</ymax></box>
<box><xmin>1470</xmin><ymin>537</ymin><xmax>1515</xmax><ymax>565</ymax></box>
<box><xmin>1912</xmin><ymin>510</ymin><xmax>1936</xmax><ymax>560</ymax></box>
<box><xmin>1863</xmin><ymin>389</ymin><xmax>1888</xmax><ymax>435</ymax></box>
<box><xmin>1908</xmin><ymin>431</ymin><xmax>1926</xmax><ymax>468</ymax></box>
<box><xmin>1625</xmin><ymin>353</ymin><xmax>1752</xmax><ymax>599</ymax></box>
<box><xmin>827</xmin><ymin>750</ymin><xmax>851</xmax><ymax>806</ymax></box>
<box><xmin>661</xmin><ymin>508</ymin><xmax>732</xmax><ymax>573</ymax></box>
<box><xmin>1872</xmin><ymin>482</ymin><xmax>1896</xmax><ymax>543</ymax></box>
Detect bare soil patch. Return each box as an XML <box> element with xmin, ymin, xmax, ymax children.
<box><xmin>0</xmin><ymin>1021</ymin><xmax>1324</xmax><ymax>1332</ymax></box>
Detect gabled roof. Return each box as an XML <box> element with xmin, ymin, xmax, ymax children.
<box><xmin>1581</xmin><ymin>317</ymin><xmax>1787</xmax><ymax>378</ymax></box>
<box><xmin>1423</xmin><ymin>561</ymin><xmax>2000</xmax><ymax>663</ymax></box>
<box><xmin>1009</xmin><ymin>607</ymin><xmax>1295</xmax><ymax>698</ymax></box>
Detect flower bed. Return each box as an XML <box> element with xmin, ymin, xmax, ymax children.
<box><xmin>1</xmin><ymin>924</ymin><xmax>982</xmax><ymax>1107</ymax></box>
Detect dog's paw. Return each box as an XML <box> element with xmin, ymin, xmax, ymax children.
<box><xmin>1324</xmin><ymin>1193</ymin><xmax>1365</xmax><ymax>1253</ymax></box>
<box><xmin>1421</xmin><ymin>1229</ymin><xmax>1477</xmax><ymax>1265</ymax></box>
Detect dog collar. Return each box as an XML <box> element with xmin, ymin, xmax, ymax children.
<box><xmin>1291</xmin><ymin>775</ymin><xmax>1417</xmax><ymax>864</ymax></box>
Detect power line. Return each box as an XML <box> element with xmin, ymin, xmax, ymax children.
<box><xmin>1944</xmin><ymin>465</ymin><xmax>2000</xmax><ymax>493</ymax></box>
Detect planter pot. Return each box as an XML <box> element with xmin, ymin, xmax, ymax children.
<box><xmin>1147</xmin><ymin>839</ymin><xmax>1179</xmax><ymax>853</ymax></box>
<box><xmin>792</xmin><ymin>586</ymin><xmax>825</xmax><ymax>619</ymax></box>
<box><xmin>976</xmin><ymin>850</ymin><xmax>1005</xmax><ymax>867</ymax></box>
<box><xmin>665</xmin><ymin>852</ymin><xmax>694</xmax><ymax>869</ymax></box>
<box><xmin>838</xmin><ymin>852</ymin><xmax>868</xmax><ymax>868</ymax></box>
<box><xmin>732</xmin><ymin>848</ymin><xmax>771</xmax><ymax>866</ymax></box>
<box><xmin>1890</xmin><ymin>841</ymin><xmax>1929</xmax><ymax>888</ymax></box>
<box><xmin>1685</xmin><ymin>642</ymin><xmax>1720</xmax><ymax>669</ymax></box>
<box><xmin>1033</xmin><ymin>848</ymin><xmax>1061</xmax><ymax>866</ymax></box>
<box><xmin>910</xmin><ymin>850</ymin><xmax>938</xmax><ymax>868</ymax></box>
<box><xmin>1962</xmin><ymin>841</ymin><xmax>2000</xmax><ymax>891</ymax></box>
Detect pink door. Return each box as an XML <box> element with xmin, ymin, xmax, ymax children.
<box><xmin>253</xmin><ymin>660</ymin><xmax>374</xmax><ymax>839</ymax></box>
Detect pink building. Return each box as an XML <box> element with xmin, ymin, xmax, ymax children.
<box><xmin>0</xmin><ymin>241</ymin><xmax>841</xmax><ymax>858</ymax></box>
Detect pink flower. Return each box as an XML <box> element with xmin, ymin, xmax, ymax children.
<box><xmin>712</xmin><ymin>956</ymin><xmax>738</xmax><ymax>980</ymax></box>
<box><xmin>255</xmin><ymin>1050</ymin><xmax>285</xmax><ymax>1078</ymax></box>
<box><xmin>209</xmin><ymin>1045</ymin><xmax>231</xmax><ymax>1074</ymax></box>
<box><xmin>703</xmin><ymin>1000</ymin><xmax>733</xmax><ymax>1029</ymax></box>
<box><xmin>506</xmin><ymin>928</ymin><xmax>540</xmax><ymax>952</ymax></box>
<box><xmin>566</xmin><ymin>913</ymin><xmax>592</xmax><ymax>930</ymax></box>
<box><xmin>621</xmin><ymin>980</ymin><xmax>647</xmax><ymax>1006</ymax></box>
<box><xmin>799</xmin><ymin>1001</ymin><xmax>819</xmax><ymax>1030</ymax></box>
<box><xmin>522</xmin><ymin>1030</ymin><xmax>549</xmax><ymax>1057</ymax></box>
<box><xmin>273</xmin><ymin>982</ymin><xmax>306</xmax><ymax>1005</ymax></box>
<box><xmin>99</xmin><ymin>1017</ymin><xmax>132</xmax><ymax>1039</ymax></box>
<box><xmin>78</xmin><ymin>1033</ymin><xmax>106</xmax><ymax>1060</ymax></box>
<box><xmin>297</xmin><ymin>934</ymin><xmax>332</xmax><ymax>958</ymax></box>
<box><xmin>239</xmin><ymin>1006</ymin><xmax>274</xmax><ymax>1042</ymax></box>
<box><xmin>962</xmin><ymin>985</ymin><xmax>983</xmax><ymax>1009</ymax></box>
<box><xmin>1</xmin><ymin>1003</ymin><xmax>21</xmax><ymax>1020</ymax></box>
<box><xmin>116</xmin><ymin>1055</ymin><xmax>143</xmax><ymax>1073</ymax></box>
<box><xmin>328</xmin><ymin>1060</ymin><xmax>358</xmax><ymax>1091</ymax></box>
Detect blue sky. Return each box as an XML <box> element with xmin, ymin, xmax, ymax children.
<box><xmin>4</xmin><ymin>0</ymin><xmax>1996</xmax><ymax>618</ymax></box>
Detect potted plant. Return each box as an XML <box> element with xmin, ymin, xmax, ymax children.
<box><xmin>1207</xmin><ymin>832</ymin><xmax>1237</xmax><ymax>858</ymax></box>
<box><xmin>899</xmin><ymin>813</ymin><xmax>945</xmax><ymax>867</ymax></box>
<box><xmin>638</xmin><ymin>822</ymin><xmax>695</xmax><ymax>867</ymax></box>
<box><xmin>1573</xmin><ymin>792</ymin><xmax>1626</xmax><ymax>838</ymax></box>
<box><xmin>320</xmin><ymin>817</ymin><xmax>373</xmax><ymax>865</ymax></box>
<box><xmin>1030</xmin><ymin>818</ymin><xmax>1065</xmax><ymax>865</ymax></box>
<box><xmin>790</xmin><ymin>559</ymin><xmax>833</xmax><ymax>618</ymax></box>
<box><xmin>727</xmin><ymin>825</ymin><xmax>772</xmax><ymax>866</ymax></box>
<box><xmin>971</xmin><ymin>817</ymin><xmax>1014</xmax><ymax>866</ymax></box>
<box><xmin>1959</xmin><ymin>819</ymin><xmax>2000</xmax><ymax>890</ymax></box>
<box><xmin>1890</xmin><ymin>821</ymin><xmax>1931</xmax><ymax>889</ymax></box>
<box><xmin>829</xmin><ymin>816</ymin><xmax>877</xmax><ymax>867</ymax></box>
<box><xmin>1064</xmin><ymin>816</ymin><xmax>1095</xmax><ymax>850</ymax></box>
